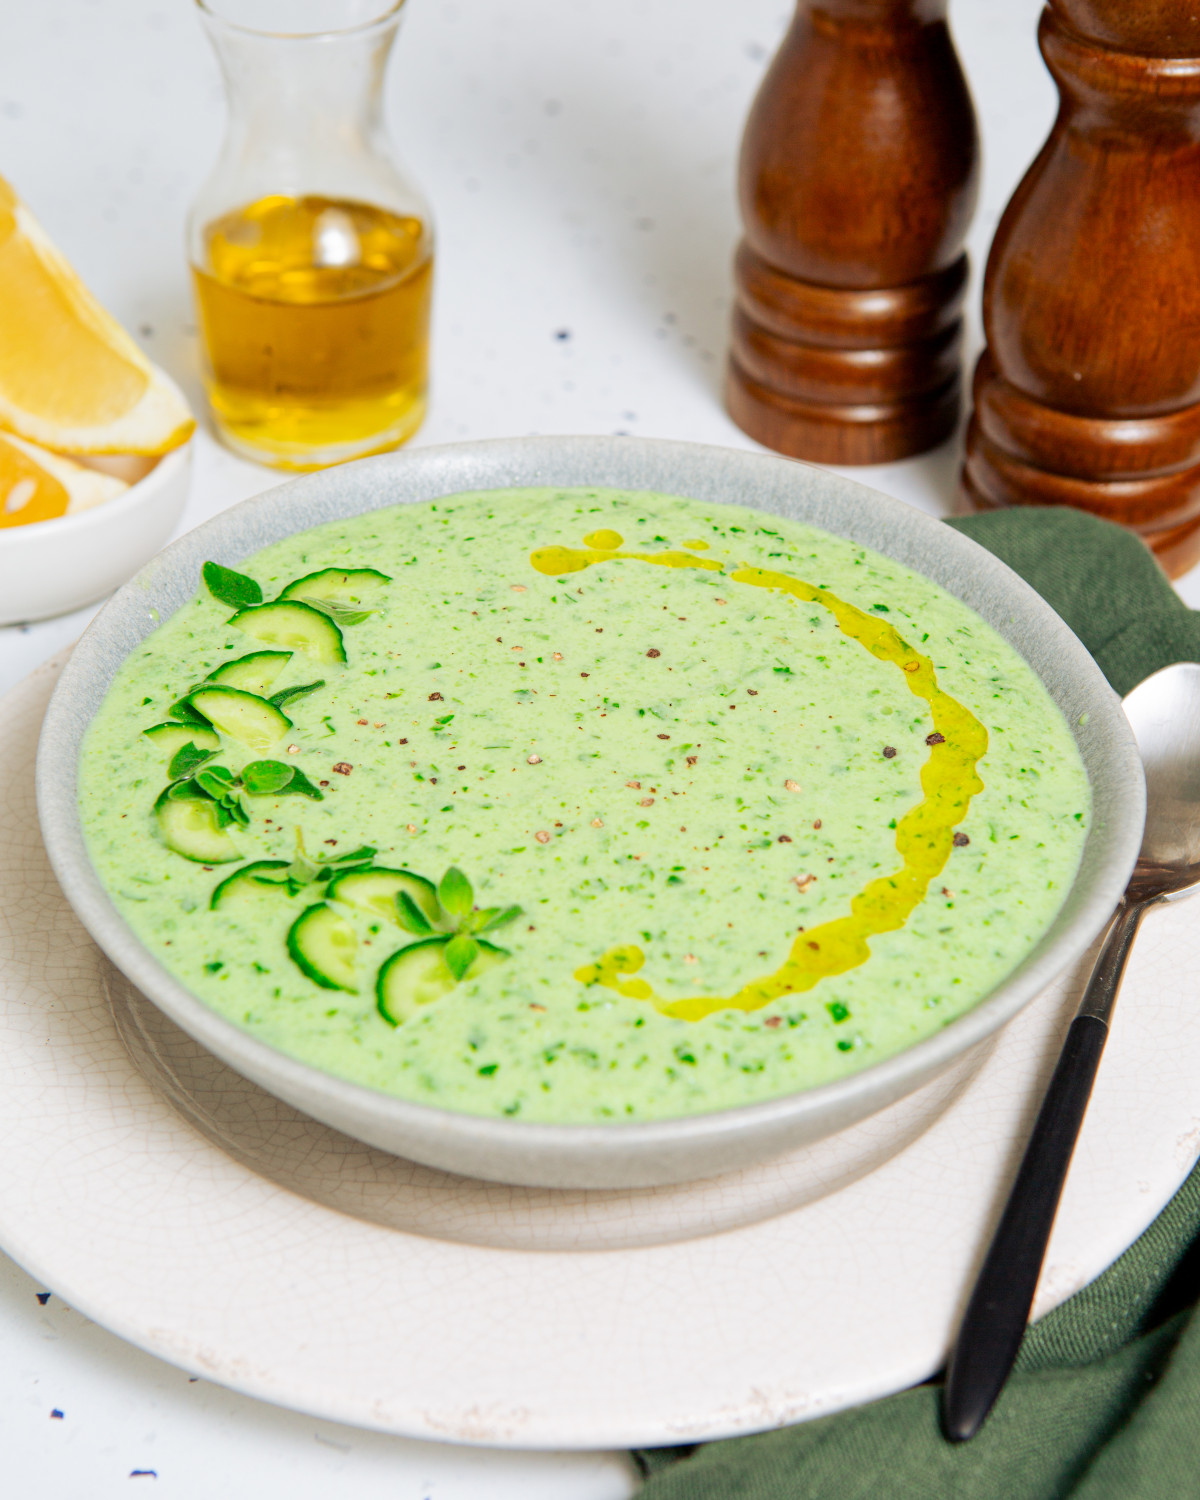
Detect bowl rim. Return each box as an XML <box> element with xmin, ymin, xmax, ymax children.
<box><xmin>35</xmin><ymin>434</ymin><xmax>1145</xmax><ymax>1155</ymax></box>
<box><xmin>0</xmin><ymin>438</ymin><xmax>192</xmax><ymax>547</ymax></box>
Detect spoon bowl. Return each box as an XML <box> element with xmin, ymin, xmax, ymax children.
<box><xmin>1123</xmin><ymin>662</ymin><xmax>1200</xmax><ymax>898</ymax></box>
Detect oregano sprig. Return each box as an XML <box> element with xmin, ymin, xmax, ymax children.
<box><xmin>193</xmin><ymin>765</ymin><xmax>250</xmax><ymax>828</ymax></box>
<box><xmin>156</xmin><ymin>757</ymin><xmax>329</xmax><ymax>862</ymax></box>
<box><xmin>395</xmin><ymin>866</ymin><xmax>523</xmax><ymax>943</ymax></box>
<box><xmin>287</xmin><ymin>830</ymin><xmax>377</xmax><ymax>893</ymax></box>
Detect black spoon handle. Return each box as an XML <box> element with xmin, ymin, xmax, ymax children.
<box><xmin>943</xmin><ymin>899</ymin><xmax>1148</xmax><ymax>1442</ymax></box>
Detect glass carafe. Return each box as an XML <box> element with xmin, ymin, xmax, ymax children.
<box><xmin>188</xmin><ymin>0</ymin><xmax>433</xmax><ymax>470</ymax></box>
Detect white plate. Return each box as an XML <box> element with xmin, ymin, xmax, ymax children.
<box><xmin>3</xmin><ymin>656</ymin><xmax>1197</xmax><ymax>1449</ymax></box>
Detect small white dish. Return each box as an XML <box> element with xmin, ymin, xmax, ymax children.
<box><xmin>2</xmin><ymin>656</ymin><xmax>1197</xmax><ymax>1447</ymax></box>
<box><xmin>0</xmin><ymin>438</ymin><xmax>192</xmax><ymax>626</ymax></box>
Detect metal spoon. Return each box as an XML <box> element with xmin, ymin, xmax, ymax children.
<box><xmin>944</xmin><ymin>660</ymin><xmax>1200</xmax><ymax>1442</ymax></box>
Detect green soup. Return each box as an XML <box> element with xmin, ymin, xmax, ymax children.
<box><xmin>80</xmin><ymin>488</ymin><xmax>1090</xmax><ymax>1123</ymax></box>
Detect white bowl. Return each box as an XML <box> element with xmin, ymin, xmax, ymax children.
<box><xmin>36</xmin><ymin>436</ymin><xmax>1145</xmax><ymax>1188</ymax></box>
<box><xmin>0</xmin><ymin>440</ymin><xmax>192</xmax><ymax>626</ymax></box>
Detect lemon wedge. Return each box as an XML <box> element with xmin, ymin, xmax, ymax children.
<box><xmin>0</xmin><ymin>431</ymin><xmax>128</xmax><ymax>529</ymax></box>
<box><xmin>0</xmin><ymin>175</ymin><xmax>195</xmax><ymax>456</ymax></box>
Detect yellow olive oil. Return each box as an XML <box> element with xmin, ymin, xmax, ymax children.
<box><xmin>533</xmin><ymin>533</ymin><xmax>989</xmax><ymax>1021</ymax></box>
<box><xmin>192</xmin><ymin>194</ymin><xmax>432</xmax><ymax>469</ymax></box>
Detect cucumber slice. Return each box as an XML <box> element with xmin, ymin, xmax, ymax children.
<box><xmin>203</xmin><ymin>651</ymin><xmax>292</xmax><ymax>696</ymax></box>
<box><xmin>287</xmin><ymin>903</ymin><xmax>358</xmax><ymax>992</ymax></box>
<box><xmin>278</xmin><ymin>568</ymin><xmax>391</xmax><ymax>606</ymax></box>
<box><xmin>229</xmin><ymin>601</ymin><xmax>346</xmax><ymax>665</ymax></box>
<box><xmin>187</xmin><ymin>686</ymin><xmax>292</xmax><ymax>752</ymax></box>
<box><xmin>210</xmin><ymin>859</ymin><xmax>291</xmax><ymax>911</ymax></box>
<box><xmin>142</xmin><ymin>722</ymin><xmax>221</xmax><ymax>758</ymax></box>
<box><xmin>154</xmin><ymin>784</ymin><xmax>241</xmax><ymax>864</ymax></box>
<box><xmin>327</xmin><ymin>867</ymin><xmax>444</xmax><ymax>927</ymax></box>
<box><xmin>375</xmin><ymin>937</ymin><xmax>507</xmax><ymax>1026</ymax></box>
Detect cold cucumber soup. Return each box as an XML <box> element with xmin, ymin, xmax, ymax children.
<box><xmin>80</xmin><ymin>487</ymin><xmax>1090</xmax><ymax>1124</ymax></box>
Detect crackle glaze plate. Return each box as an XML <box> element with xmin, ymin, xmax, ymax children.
<box><xmin>2</xmin><ymin>655</ymin><xmax>1198</xmax><ymax>1449</ymax></box>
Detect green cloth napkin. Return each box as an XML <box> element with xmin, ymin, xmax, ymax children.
<box><xmin>634</xmin><ymin>508</ymin><xmax>1200</xmax><ymax>1500</ymax></box>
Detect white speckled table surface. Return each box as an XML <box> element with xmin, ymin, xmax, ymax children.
<box><xmin>1</xmin><ymin>0</ymin><xmax>1197</xmax><ymax>1493</ymax></box>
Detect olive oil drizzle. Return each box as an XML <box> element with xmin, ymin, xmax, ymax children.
<box><xmin>529</xmin><ymin>532</ymin><xmax>988</xmax><ymax>1021</ymax></box>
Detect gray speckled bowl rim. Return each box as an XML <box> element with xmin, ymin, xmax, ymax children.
<box><xmin>36</xmin><ymin>436</ymin><xmax>1145</xmax><ymax>1174</ymax></box>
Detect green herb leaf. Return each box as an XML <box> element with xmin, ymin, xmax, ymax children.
<box><xmin>195</xmin><ymin>767</ymin><xmax>234</xmax><ymax>799</ymax></box>
<box><xmin>189</xmin><ymin>763</ymin><xmax>246</xmax><ymax>827</ymax></box>
<box><xmin>444</xmin><ymin>932</ymin><xmax>480</xmax><ymax>982</ymax></box>
<box><xmin>396</xmin><ymin>890</ymin><xmax>434</xmax><ymax>935</ymax></box>
<box><xmin>168</xmin><ymin>697</ymin><xmax>210</xmax><ymax>726</ymax></box>
<box><xmin>166</xmin><ymin>777</ymin><xmax>209</xmax><ymax>802</ymax></box>
<box><xmin>203</xmin><ymin>561</ymin><xmax>263</xmax><ymax>609</ymax></box>
<box><xmin>167</xmin><ymin>742</ymin><xmax>217</xmax><ymax>781</ymax></box>
<box><xmin>293</xmin><ymin>597</ymin><xmax>372</xmax><ymax>627</ymax></box>
<box><xmin>319</xmin><ymin>844</ymin><xmax>376</xmax><ymax>866</ymax></box>
<box><xmin>287</xmin><ymin>829</ymin><xmax>319</xmax><ymax>886</ymax></box>
<box><xmin>438</xmin><ymin>866</ymin><xmax>474</xmax><ymax>920</ymax></box>
<box><xmin>280</xmin><ymin>766</ymin><xmax>324</xmax><ymax>800</ymax></box>
<box><xmin>268</xmin><ymin>680</ymin><xmax>325</xmax><ymax>709</ymax></box>
<box><xmin>474</xmin><ymin>904</ymin><xmax>522</xmax><ymax>932</ymax></box>
<box><xmin>241</xmin><ymin>760</ymin><xmax>296</xmax><ymax>796</ymax></box>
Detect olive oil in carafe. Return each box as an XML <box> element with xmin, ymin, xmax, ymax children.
<box><xmin>192</xmin><ymin>194</ymin><xmax>432</xmax><ymax>469</ymax></box>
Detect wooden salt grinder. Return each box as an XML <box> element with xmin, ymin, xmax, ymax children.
<box><xmin>726</xmin><ymin>0</ymin><xmax>979</xmax><ymax>465</ymax></box>
<box><xmin>963</xmin><ymin>2</ymin><xmax>1200</xmax><ymax>577</ymax></box>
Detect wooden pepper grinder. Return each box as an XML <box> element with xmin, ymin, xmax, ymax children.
<box><xmin>963</xmin><ymin>2</ymin><xmax>1200</xmax><ymax>577</ymax></box>
<box><xmin>726</xmin><ymin>0</ymin><xmax>979</xmax><ymax>466</ymax></box>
